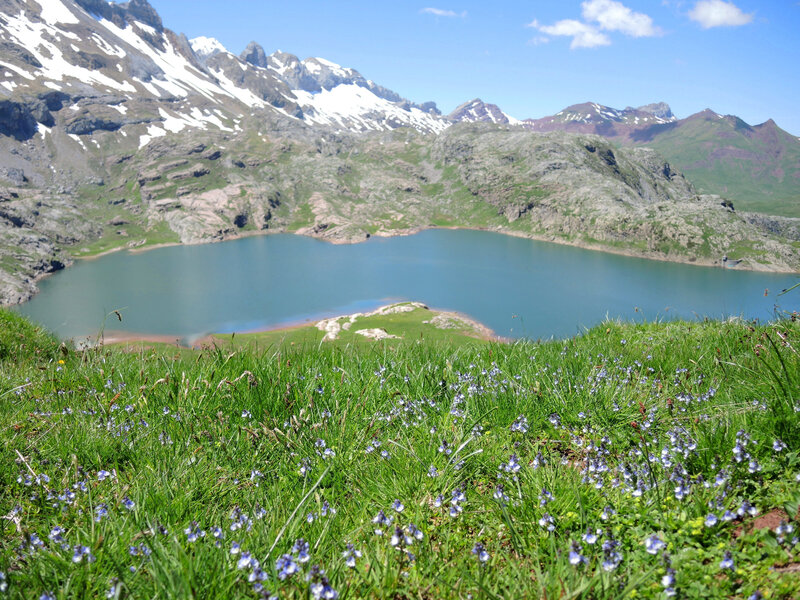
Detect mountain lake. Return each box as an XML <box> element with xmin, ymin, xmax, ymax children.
<box><xmin>13</xmin><ymin>229</ymin><xmax>799</xmax><ymax>343</ymax></box>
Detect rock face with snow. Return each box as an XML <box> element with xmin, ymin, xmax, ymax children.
<box><xmin>189</xmin><ymin>36</ymin><xmax>226</xmax><ymax>60</ymax></box>
<box><xmin>523</xmin><ymin>102</ymin><xmax>678</xmax><ymax>140</ymax></box>
<box><xmin>448</xmin><ymin>99</ymin><xmax>519</xmax><ymax>125</ymax></box>
<box><xmin>0</xmin><ymin>0</ymin><xmax>446</xmax><ymax>137</ymax></box>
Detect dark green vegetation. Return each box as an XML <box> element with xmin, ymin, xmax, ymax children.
<box><xmin>1</xmin><ymin>308</ymin><xmax>800</xmax><ymax>599</ymax></box>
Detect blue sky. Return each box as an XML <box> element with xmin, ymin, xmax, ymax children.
<box><xmin>150</xmin><ymin>1</ymin><xmax>800</xmax><ymax>134</ymax></box>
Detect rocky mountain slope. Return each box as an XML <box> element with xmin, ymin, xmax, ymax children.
<box><xmin>524</xmin><ymin>101</ymin><xmax>677</xmax><ymax>137</ymax></box>
<box><xmin>525</xmin><ymin>102</ymin><xmax>800</xmax><ymax>217</ymax></box>
<box><xmin>0</xmin><ymin>0</ymin><xmax>798</xmax><ymax>306</ymax></box>
<box><xmin>448</xmin><ymin>99</ymin><xmax>520</xmax><ymax>125</ymax></box>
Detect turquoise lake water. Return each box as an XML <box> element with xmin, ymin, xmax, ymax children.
<box><xmin>14</xmin><ymin>230</ymin><xmax>798</xmax><ymax>342</ymax></box>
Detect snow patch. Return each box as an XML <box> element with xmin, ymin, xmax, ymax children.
<box><xmin>158</xmin><ymin>108</ymin><xmax>186</xmax><ymax>132</ymax></box>
<box><xmin>190</xmin><ymin>36</ymin><xmax>227</xmax><ymax>58</ymax></box>
<box><xmin>91</xmin><ymin>34</ymin><xmax>127</xmax><ymax>58</ymax></box>
<box><xmin>139</xmin><ymin>124</ymin><xmax>166</xmax><ymax>149</ymax></box>
<box><xmin>134</xmin><ymin>22</ymin><xmax>157</xmax><ymax>36</ymax></box>
<box><xmin>98</xmin><ymin>18</ymin><xmax>227</xmax><ymax>101</ymax></box>
<box><xmin>293</xmin><ymin>84</ymin><xmax>447</xmax><ymax>134</ymax></box>
<box><xmin>0</xmin><ymin>60</ymin><xmax>35</xmax><ymax>81</ymax></box>
<box><xmin>2</xmin><ymin>13</ymin><xmax>136</xmax><ymax>92</ymax></box>
<box><xmin>68</xmin><ymin>133</ymin><xmax>86</xmax><ymax>149</ymax></box>
<box><xmin>306</xmin><ymin>57</ymin><xmax>348</xmax><ymax>77</ymax></box>
<box><xmin>209</xmin><ymin>68</ymin><xmax>265</xmax><ymax>107</ymax></box>
<box><xmin>35</xmin><ymin>0</ymin><xmax>79</xmax><ymax>25</ymax></box>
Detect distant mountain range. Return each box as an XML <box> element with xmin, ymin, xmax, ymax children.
<box><xmin>519</xmin><ymin>102</ymin><xmax>799</xmax><ymax>217</ymax></box>
<box><xmin>0</xmin><ymin>0</ymin><xmax>798</xmax><ymax>305</ymax></box>
<box><xmin>0</xmin><ymin>0</ymin><xmax>796</xmax><ymax>216</ymax></box>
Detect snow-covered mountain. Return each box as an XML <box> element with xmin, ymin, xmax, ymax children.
<box><xmin>0</xmin><ymin>0</ymin><xmax>448</xmax><ymax>140</ymax></box>
<box><xmin>523</xmin><ymin>102</ymin><xmax>677</xmax><ymax>139</ymax></box>
<box><xmin>448</xmin><ymin>99</ymin><xmax>520</xmax><ymax>125</ymax></box>
<box><xmin>189</xmin><ymin>36</ymin><xmax>226</xmax><ymax>60</ymax></box>
<box><xmin>240</xmin><ymin>44</ymin><xmax>446</xmax><ymax>133</ymax></box>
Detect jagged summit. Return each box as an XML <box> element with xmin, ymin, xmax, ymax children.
<box><xmin>636</xmin><ymin>102</ymin><xmax>674</xmax><ymax>121</ymax></box>
<box><xmin>75</xmin><ymin>0</ymin><xmax>163</xmax><ymax>31</ymax></box>
<box><xmin>0</xmin><ymin>0</ymin><xmax>446</xmax><ymax>135</ymax></box>
<box><xmin>448</xmin><ymin>99</ymin><xmax>519</xmax><ymax>125</ymax></box>
<box><xmin>189</xmin><ymin>36</ymin><xmax>227</xmax><ymax>59</ymax></box>
<box><xmin>240</xmin><ymin>41</ymin><xmax>268</xmax><ymax>68</ymax></box>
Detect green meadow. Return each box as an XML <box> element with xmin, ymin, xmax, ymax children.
<box><xmin>1</xmin><ymin>307</ymin><xmax>799</xmax><ymax>599</ymax></box>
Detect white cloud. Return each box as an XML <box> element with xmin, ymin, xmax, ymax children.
<box><xmin>528</xmin><ymin>1</ymin><xmax>659</xmax><ymax>50</ymax></box>
<box><xmin>538</xmin><ymin>19</ymin><xmax>611</xmax><ymax>49</ymax></box>
<box><xmin>420</xmin><ymin>7</ymin><xmax>466</xmax><ymax>18</ymax></box>
<box><xmin>582</xmin><ymin>0</ymin><xmax>661</xmax><ymax>36</ymax></box>
<box><xmin>688</xmin><ymin>0</ymin><xmax>753</xmax><ymax>28</ymax></box>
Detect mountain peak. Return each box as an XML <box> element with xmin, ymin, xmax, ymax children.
<box><xmin>74</xmin><ymin>0</ymin><xmax>163</xmax><ymax>31</ymax></box>
<box><xmin>449</xmin><ymin>98</ymin><xmax>514</xmax><ymax>125</ymax></box>
<box><xmin>241</xmin><ymin>42</ymin><xmax>267</xmax><ymax>68</ymax></box>
<box><xmin>120</xmin><ymin>0</ymin><xmax>163</xmax><ymax>30</ymax></box>
<box><xmin>636</xmin><ymin>102</ymin><xmax>673</xmax><ymax>120</ymax></box>
<box><xmin>189</xmin><ymin>36</ymin><xmax>227</xmax><ymax>59</ymax></box>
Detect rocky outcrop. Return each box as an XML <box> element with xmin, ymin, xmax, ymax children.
<box><xmin>73</xmin><ymin>0</ymin><xmax>164</xmax><ymax>32</ymax></box>
<box><xmin>240</xmin><ymin>42</ymin><xmax>268</xmax><ymax>69</ymax></box>
<box><xmin>0</xmin><ymin>101</ymin><xmax>38</xmax><ymax>141</ymax></box>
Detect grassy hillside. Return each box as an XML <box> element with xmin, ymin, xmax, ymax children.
<box><xmin>1</xmin><ymin>310</ymin><xmax>799</xmax><ymax>598</ymax></box>
<box><xmin>640</xmin><ymin>115</ymin><xmax>800</xmax><ymax>218</ymax></box>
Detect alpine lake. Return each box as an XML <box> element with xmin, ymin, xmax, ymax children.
<box><xmin>13</xmin><ymin>229</ymin><xmax>799</xmax><ymax>344</ymax></box>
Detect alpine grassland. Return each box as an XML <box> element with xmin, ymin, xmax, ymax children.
<box><xmin>1</xmin><ymin>307</ymin><xmax>799</xmax><ymax>599</ymax></box>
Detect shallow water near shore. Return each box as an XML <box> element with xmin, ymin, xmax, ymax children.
<box><xmin>14</xmin><ymin>229</ymin><xmax>798</xmax><ymax>342</ymax></box>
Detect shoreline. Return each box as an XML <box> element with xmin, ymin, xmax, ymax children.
<box><xmin>92</xmin><ymin>302</ymin><xmax>507</xmax><ymax>348</ymax></box>
<box><xmin>68</xmin><ymin>220</ymin><xmax>800</xmax><ymax>273</ymax></box>
<box><xmin>4</xmin><ymin>221</ymin><xmax>798</xmax><ymax>310</ymax></box>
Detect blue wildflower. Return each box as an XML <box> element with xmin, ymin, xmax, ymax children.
<box><xmin>276</xmin><ymin>554</ymin><xmax>299</xmax><ymax>580</ymax></box>
<box><xmin>95</xmin><ymin>503</ymin><xmax>109</xmax><ymax>522</ymax></box>
<box><xmin>472</xmin><ymin>543</ymin><xmax>490</xmax><ymax>563</ymax></box>
<box><xmin>72</xmin><ymin>545</ymin><xmax>95</xmax><ymax>563</ymax></box>
<box><xmin>720</xmin><ymin>551</ymin><xmax>735</xmax><ymax>571</ymax></box>
<box><xmin>538</xmin><ymin>513</ymin><xmax>556</xmax><ymax>531</ymax></box>
<box><xmin>292</xmin><ymin>538</ymin><xmax>310</xmax><ymax>563</ymax></box>
<box><xmin>342</xmin><ymin>543</ymin><xmax>362</xmax><ymax>568</ymax></box>
<box><xmin>644</xmin><ymin>535</ymin><xmax>665</xmax><ymax>555</ymax></box>
<box><xmin>568</xmin><ymin>542</ymin><xmax>587</xmax><ymax>566</ymax></box>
